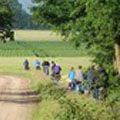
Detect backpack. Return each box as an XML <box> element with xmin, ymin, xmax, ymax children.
<box><xmin>53</xmin><ymin>65</ymin><xmax>60</xmax><ymax>74</ymax></box>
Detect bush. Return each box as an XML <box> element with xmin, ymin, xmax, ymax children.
<box><xmin>37</xmin><ymin>83</ymin><xmax>66</xmax><ymax>100</ymax></box>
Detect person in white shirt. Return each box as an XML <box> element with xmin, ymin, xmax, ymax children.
<box><xmin>75</xmin><ymin>65</ymin><xmax>84</xmax><ymax>82</ymax></box>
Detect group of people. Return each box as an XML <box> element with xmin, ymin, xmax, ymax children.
<box><xmin>23</xmin><ymin>59</ymin><xmax>62</xmax><ymax>81</ymax></box>
<box><xmin>68</xmin><ymin>65</ymin><xmax>109</xmax><ymax>100</ymax></box>
<box><xmin>23</xmin><ymin>59</ymin><xmax>109</xmax><ymax>100</ymax></box>
<box><xmin>23</xmin><ymin>59</ymin><xmax>41</xmax><ymax>70</ymax></box>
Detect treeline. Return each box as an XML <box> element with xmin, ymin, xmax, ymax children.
<box><xmin>8</xmin><ymin>0</ymin><xmax>50</xmax><ymax>29</ymax></box>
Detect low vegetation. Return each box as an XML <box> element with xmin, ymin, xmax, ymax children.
<box><xmin>0</xmin><ymin>41</ymin><xmax>89</xmax><ymax>57</ymax></box>
<box><xmin>32</xmin><ymin>81</ymin><xmax>120</xmax><ymax>120</ymax></box>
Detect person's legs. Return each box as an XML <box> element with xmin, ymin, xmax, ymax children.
<box><xmin>79</xmin><ymin>83</ymin><xmax>84</xmax><ymax>93</ymax></box>
<box><xmin>46</xmin><ymin>66</ymin><xmax>49</xmax><ymax>75</ymax></box>
<box><xmin>93</xmin><ymin>88</ymin><xmax>99</xmax><ymax>100</ymax></box>
<box><xmin>25</xmin><ymin>65</ymin><xmax>29</xmax><ymax>70</ymax></box>
<box><xmin>68</xmin><ymin>82</ymin><xmax>72</xmax><ymax>90</ymax></box>
<box><xmin>36</xmin><ymin>66</ymin><xmax>40</xmax><ymax>70</ymax></box>
<box><xmin>99</xmin><ymin>87</ymin><xmax>107</xmax><ymax>100</ymax></box>
<box><xmin>71</xmin><ymin>81</ymin><xmax>76</xmax><ymax>90</ymax></box>
<box><xmin>68</xmin><ymin>81</ymin><xmax>74</xmax><ymax>90</ymax></box>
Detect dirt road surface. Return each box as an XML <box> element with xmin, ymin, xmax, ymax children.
<box><xmin>0</xmin><ymin>75</ymin><xmax>38</xmax><ymax>120</ymax></box>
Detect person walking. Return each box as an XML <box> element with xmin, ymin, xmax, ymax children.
<box><xmin>68</xmin><ymin>67</ymin><xmax>76</xmax><ymax>90</ymax></box>
<box><xmin>33</xmin><ymin>59</ymin><xmax>41</xmax><ymax>70</ymax></box>
<box><xmin>42</xmin><ymin>61</ymin><xmax>50</xmax><ymax>75</ymax></box>
<box><xmin>75</xmin><ymin>65</ymin><xmax>84</xmax><ymax>82</ymax></box>
<box><xmin>23</xmin><ymin>59</ymin><xmax>30</xmax><ymax>70</ymax></box>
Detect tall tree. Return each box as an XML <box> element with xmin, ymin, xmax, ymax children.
<box><xmin>32</xmin><ymin>0</ymin><xmax>120</xmax><ymax>74</ymax></box>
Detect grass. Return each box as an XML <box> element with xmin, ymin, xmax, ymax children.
<box><xmin>15</xmin><ymin>30</ymin><xmax>62</xmax><ymax>41</ymax></box>
<box><xmin>32</xmin><ymin>100</ymin><xmax>60</xmax><ymax>120</ymax></box>
<box><xmin>0</xmin><ymin>57</ymin><xmax>91</xmax><ymax>74</ymax></box>
<box><xmin>0</xmin><ymin>41</ymin><xmax>89</xmax><ymax>57</ymax></box>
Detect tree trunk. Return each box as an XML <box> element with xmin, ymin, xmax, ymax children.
<box><xmin>115</xmin><ymin>43</ymin><xmax>120</xmax><ymax>74</ymax></box>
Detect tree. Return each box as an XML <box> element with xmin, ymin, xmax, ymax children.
<box><xmin>8</xmin><ymin>0</ymin><xmax>50</xmax><ymax>29</ymax></box>
<box><xmin>32</xmin><ymin>0</ymin><xmax>75</xmax><ymax>33</ymax></box>
<box><xmin>0</xmin><ymin>0</ymin><xmax>14</xmax><ymax>42</ymax></box>
<box><xmin>32</xmin><ymin>0</ymin><xmax>120</xmax><ymax>74</ymax></box>
<box><xmin>0</xmin><ymin>0</ymin><xmax>13</xmax><ymax>28</ymax></box>
<box><xmin>73</xmin><ymin>0</ymin><xmax>120</xmax><ymax>73</ymax></box>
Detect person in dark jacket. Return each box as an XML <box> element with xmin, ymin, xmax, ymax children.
<box><xmin>42</xmin><ymin>61</ymin><xmax>50</xmax><ymax>75</ymax></box>
<box><xmin>23</xmin><ymin>59</ymin><xmax>29</xmax><ymax>70</ymax></box>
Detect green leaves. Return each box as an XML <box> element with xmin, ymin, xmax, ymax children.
<box><xmin>32</xmin><ymin>0</ymin><xmax>120</xmax><ymax>70</ymax></box>
<box><xmin>0</xmin><ymin>0</ymin><xmax>13</xmax><ymax>28</ymax></box>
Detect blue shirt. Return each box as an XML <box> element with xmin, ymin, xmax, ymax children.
<box><xmin>68</xmin><ymin>70</ymin><xmax>76</xmax><ymax>81</ymax></box>
<box><xmin>33</xmin><ymin>60</ymin><xmax>40</xmax><ymax>67</ymax></box>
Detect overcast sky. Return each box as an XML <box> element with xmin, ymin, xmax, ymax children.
<box><xmin>18</xmin><ymin>0</ymin><xmax>33</xmax><ymax>13</ymax></box>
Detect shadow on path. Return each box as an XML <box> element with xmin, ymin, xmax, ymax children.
<box><xmin>0</xmin><ymin>90</ymin><xmax>40</xmax><ymax>104</ymax></box>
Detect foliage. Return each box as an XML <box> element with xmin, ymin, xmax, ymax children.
<box><xmin>33</xmin><ymin>81</ymin><xmax>120</xmax><ymax>120</ymax></box>
<box><xmin>32</xmin><ymin>0</ymin><xmax>120</xmax><ymax>67</ymax></box>
<box><xmin>32</xmin><ymin>0</ymin><xmax>75</xmax><ymax>34</ymax></box>
<box><xmin>0</xmin><ymin>0</ymin><xmax>13</xmax><ymax>28</ymax></box>
<box><xmin>55</xmin><ymin>98</ymin><xmax>93</xmax><ymax>120</ymax></box>
<box><xmin>37</xmin><ymin>83</ymin><xmax>66</xmax><ymax>100</ymax></box>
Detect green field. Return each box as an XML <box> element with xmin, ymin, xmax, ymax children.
<box><xmin>0</xmin><ymin>41</ymin><xmax>89</xmax><ymax>57</ymax></box>
<box><xmin>0</xmin><ymin>30</ymin><xmax>89</xmax><ymax>57</ymax></box>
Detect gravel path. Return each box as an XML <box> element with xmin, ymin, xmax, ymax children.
<box><xmin>0</xmin><ymin>75</ymin><xmax>39</xmax><ymax>120</ymax></box>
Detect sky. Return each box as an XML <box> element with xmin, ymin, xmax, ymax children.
<box><xmin>18</xmin><ymin>0</ymin><xmax>33</xmax><ymax>13</ymax></box>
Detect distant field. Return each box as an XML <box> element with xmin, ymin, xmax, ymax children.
<box><xmin>0</xmin><ymin>30</ymin><xmax>90</xmax><ymax>57</ymax></box>
<box><xmin>15</xmin><ymin>30</ymin><xmax>62</xmax><ymax>41</ymax></box>
<box><xmin>0</xmin><ymin>41</ymin><xmax>89</xmax><ymax>57</ymax></box>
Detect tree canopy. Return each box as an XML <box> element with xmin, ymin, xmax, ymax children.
<box><xmin>32</xmin><ymin>0</ymin><xmax>120</xmax><ymax>73</ymax></box>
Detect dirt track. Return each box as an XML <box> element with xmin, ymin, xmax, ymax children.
<box><xmin>0</xmin><ymin>76</ymin><xmax>38</xmax><ymax>120</ymax></box>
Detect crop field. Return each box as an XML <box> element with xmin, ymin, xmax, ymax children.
<box><xmin>0</xmin><ymin>30</ymin><xmax>90</xmax><ymax>57</ymax></box>
<box><xmin>0</xmin><ymin>41</ymin><xmax>89</xmax><ymax>57</ymax></box>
